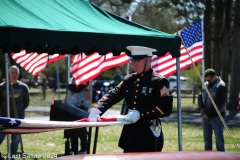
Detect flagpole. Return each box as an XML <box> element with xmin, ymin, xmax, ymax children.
<box><xmin>201</xmin><ymin>18</ymin><xmax>205</xmax><ymax>81</ymax></box>
<box><xmin>177</xmin><ymin>19</ymin><xmax>203</xmax><ymax>151</ymax></box>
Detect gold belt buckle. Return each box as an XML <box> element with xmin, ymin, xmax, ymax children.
<box><xmin>155</xmin><ymin>125</ymin><xmax>161</xmax><ymax>131</ymax></box>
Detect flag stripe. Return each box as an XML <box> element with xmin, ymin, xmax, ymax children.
<box><xmin>11</xmin><ymin>51</ymin><xmax>67</xmax><ymax>76</ymax></box>
<box><xmin>71</xmin><ymin>52</ymin><xmax>129</xmax><ymax>86</ymax></box>
<box><xmin>47</xmin><ymin>54</ymin><xmax>67</xmax><ymax>64</ymax></box>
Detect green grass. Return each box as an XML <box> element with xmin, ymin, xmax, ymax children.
<box><xmin>1</xmin><ymin>122</ymin><xmax>239</xmax><ymax>160</ymax></box>
<box><xmin>29</xmin><ymin>88</ymin><xmax>66</xmax><ymax>107</ymax></box>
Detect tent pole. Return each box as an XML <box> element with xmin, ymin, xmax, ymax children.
<box><xmin>176</xmin><ymin>57</ymin><xmax>183</xmax><ymax>151</ymax></box>
<box><xmin>120</xmin><ymin>13</ymin><xmax>131</xmax><ymax>115</ymax></box>
<box><xmin>5</xmin><ymin>53</ymin><xmax>11</xmax><ymax>157</ymax></box>
<box><xmin>9</xmin><ymin>83</ymin><xmax>25</xmax><ymax>159</ymax></box>
<box><xmin>55</xmin><ymin>61</ymin><xmax>60</xmax><ymax>100</ymax></box>
<box><xmin>67</xmin><ymin>55</ymin><xmax>71</xmax><ymax>84</ymax></box>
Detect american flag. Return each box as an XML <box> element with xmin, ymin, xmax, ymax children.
<box><xmin>0</xmin><ymin>116</ymin><xmax>129</xmax><ymax>134</ymax></box>
<box><xmin>0</xmin><ymin>117</ymin><xmax>21</xmax><ymax>131</ymax></box>
<box><xmin>152</xmin><ymin>19</ymin><xmax>203</xmax><ymax>77</ymax></box>
<box><xmin>11</xmin><ymin>50</ymin><xmax>67</xmax><ymax>76</ymax></box>
<box><xmin>70</xmin><ymin>52</ymin><xmax>129</xmax><ymax>86</ymax></box>
<box><xmin>180</xmin><ymin>19</ymin><xmax>202</xmax><ymax>48</ymax></box>
<box><xmin>11</xmin><ymin>20</ymin><xmax>202</xmax><ymax>82</ymax></box>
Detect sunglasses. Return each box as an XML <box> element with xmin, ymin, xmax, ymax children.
<box><xmin>205</xmin><ymin>77</ymin><xmax>212</xmax><ymax>83</ymax></box>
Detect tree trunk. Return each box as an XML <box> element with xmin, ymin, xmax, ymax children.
<box><xmin>213</xmin><ymin>0</ymin><xmax>224</xmax><ymax>75</ymax></box>
<box><xmin>229</xmin><ymin>0</ymin><xmax>240</xmax><ymax>110</ymax></box>
<box><xmin>203</xmin><ymin>0</ymin><xmax>212</xmax><ymax>69</ymax></box>
<box><xmin>221</xmin><ymin>0</ymin><xmax>232</xmax><ymax>85</ymax></box>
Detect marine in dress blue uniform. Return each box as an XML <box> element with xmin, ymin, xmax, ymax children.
<box><xmin>96</xmin><ymin>46</ymin><xmax>173</xmax><ymax>152</ymax></box>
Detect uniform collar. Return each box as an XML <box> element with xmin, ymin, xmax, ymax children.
<box><xmin>135</xmin><ymin>68</ymin><xmax>153</xmax><ymax>78</ymax></box>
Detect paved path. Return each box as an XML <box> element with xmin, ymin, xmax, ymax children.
<box><xmin>25</xmin><ymin>106</ymin><xmax>240</xmax><ymax>126</ymax></box>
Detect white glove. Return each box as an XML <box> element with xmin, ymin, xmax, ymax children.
<box><xmin>88</xmin><ymin>108</ymin><xmax>102</xmax><ymax>122</ymax></box>
<box><xmin>125</xmin><ymin>110</ymin><xmax>140</xmax><ymax>123</ymax></box>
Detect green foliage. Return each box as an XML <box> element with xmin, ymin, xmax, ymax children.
<box><xmin>100</xmin><ymin>69</ymin><xmax>115</xmax><ymax>80</ymax></box>
<box><xmin>100</xmin><ymin>64</ymin><xmax>130</xmax><ymax>80</ymax></box>
<box><xmin>42</xmin><ymin>59</ymin><xmax>67</xmax><ymax>82</ymax></box>
<box><xmin>181</xmin><ymin>63</ymin><xmax>203</xmax><ymax>92</ymax></box>
<box><xmin>20</xmin><ymin>68</ymin><xmax>35</xmax><ymax>79</ymax></box>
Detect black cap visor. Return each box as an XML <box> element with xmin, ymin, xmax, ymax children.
<box><xmin>131</xmin><ymin>56</ymin><xmax>147</xmax><ymax>60</ymax></box>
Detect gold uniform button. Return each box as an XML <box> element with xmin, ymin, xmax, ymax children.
<box><xmin>141</xmin><ymin>114</ymin><xmax>144</xmax><ymax>116</ymax></box>
<box><xmin>135</xmin><ymin>96</ymin><xmax>137</xmax><ymax>98</ymax></box>
<box><xmin>136</xmin><ymin>90</ymin><xmax>138</xmax><ymax>92</ymax></box>
<box><xmin>126</xmin><ymin>90</ymin><xmax>128</xmax><ymax>92</ymax></box>
<box><xmin>137</xmin><ymin>78</ymin><xmax>140</xmax><ymax>81</ymax></box>
<box><xmin>137</xmin><ymin>84</ymin><xmax>139</xmax><ymax>86</ymax></box>
<box><xmin>133</xmin><ymin>107</ymin><xmax>135</xmax><ymax>110</ymax></box>
<box><xmin>141</xmin><ymin>74</ymin><xmax>144</xmax><ymax>77</ymax></box>
<box><xmin>134</xmin><ymin>102</ymin><xmax>136</xmax><ymax>104</ymax></box>
<box><xmin>147</xmin><ymin>112</ymin><xmax>149</xmax><ymax>114</ymax></box>
<box><xmin>145</xmin><ymin>93</ymin><xmax>147</xmax><ymax>95</ymax></box>
<box><xmin>152</xmin><ymin>110</ymin><xmax>155</xmax><ymax>112</ymax></box>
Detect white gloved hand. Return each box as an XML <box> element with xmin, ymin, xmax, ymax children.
<box><xmin>125</xmin><ymin>110</ymin><xmax>140</xmax><ymax>123</ymax></box>
<box><xmin>88</xmin><ymin>108</ymin><xmax>102</xmax><ymax>122</ymax></box>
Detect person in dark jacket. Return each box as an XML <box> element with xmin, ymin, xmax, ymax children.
<box><xmin>0</xmin><ymin>65</ymin><xmax>30</xmax><ymax>157</ymax></box>
<box><xmin>198</xmin><ymin>68</ymin><xmax>228</xmax><ymax>151</ymax></box>
<box><xmin>94</xmin><ymin>46</ymin><xmax>173</xmax><ymax>152</ymax></box>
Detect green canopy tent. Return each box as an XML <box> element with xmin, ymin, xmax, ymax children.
<box><xmin>0</xmin><ymin>0</ymin><xmax>180</xmax><ymax>57</ymax></box>
<box><xmin>0</xmin><ymin>0</ymin><xmax>184</xmax><ymax>153</ymax></box>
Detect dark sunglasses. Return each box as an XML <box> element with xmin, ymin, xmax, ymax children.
<box><xmin>205</xmin><ymin>77</ymin><xmax>212</xmax><ymax>83</ymax></box>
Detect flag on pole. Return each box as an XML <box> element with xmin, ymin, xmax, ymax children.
<box><xmin>152</xmin><ymin>19</ymin><xmax>203</xmax><ymax>77</ymax></box>
<box><xmin>11</xmin><ymin>50</ymin><xmax>67</xmax><ymax>76</ymax></box>
<box><xmin>70</xmin><ymin>52</ymin><xmax>129</xmax><ymax>86</ymax></box>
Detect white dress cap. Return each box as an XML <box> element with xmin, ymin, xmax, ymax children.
<box><xmin>126</xmin><ymin>46</ymin><xmax>157</xmax><ymax>57</ymax></box>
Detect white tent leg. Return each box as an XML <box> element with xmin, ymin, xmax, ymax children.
<box><xmin>5</xmin><ymin>53</ymin><xmax>11</xmax><ymax>157</ymax></box>
<box><xmin>176</xmin><ymin>57</ymin><xmax>183</xmax><ymax>151</ymax></box>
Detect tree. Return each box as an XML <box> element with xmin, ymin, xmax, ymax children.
<box><xmin>229</xmin><ymin>0</ymin><xmax>240</xmax><ymax>110</ymax></box>
<box><xmin>221</xmin><ymin>0</ymin><xmax>232</xmax><ymax>85</ymax></box>
<box><xmin>203</xmin><ymin>0</ymin><xmax>212</xmax><ymax>70</ymax></box>
<box><xmin>212</xmin><ymin>0</ymin><xmax>224</xmax><ymax>75</ymax></box>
